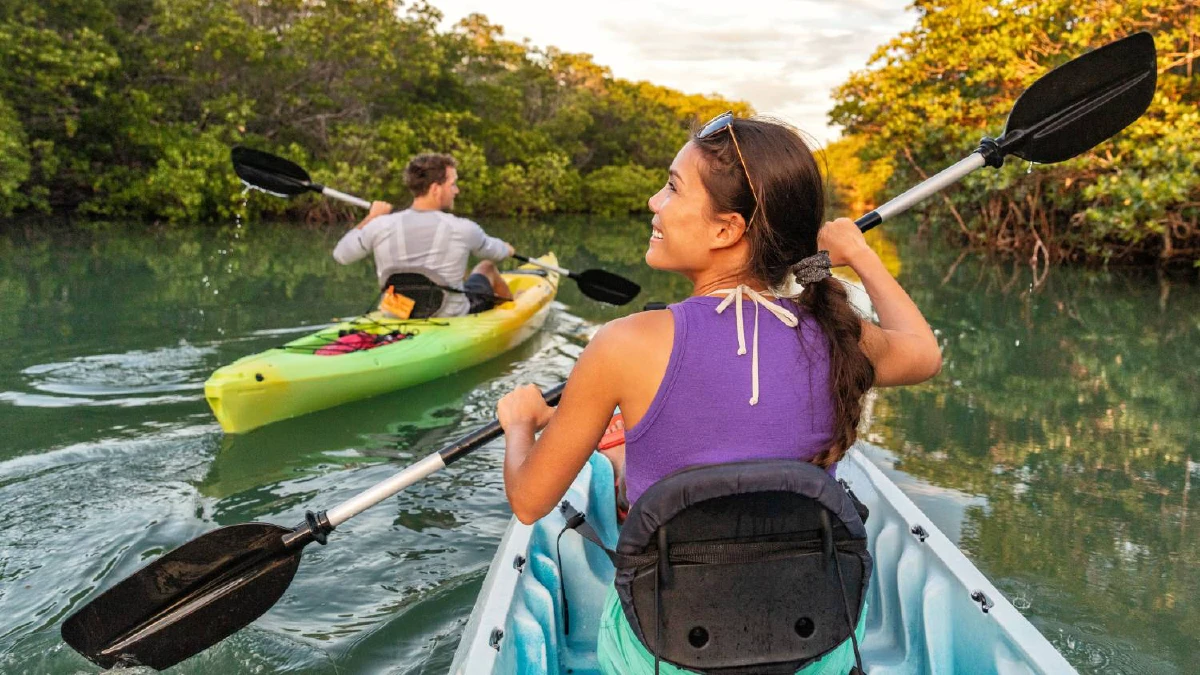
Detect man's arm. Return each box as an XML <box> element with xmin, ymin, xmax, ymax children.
<box><xmin>463</xmin><ymin>218</ymin><xmax>514</xmax><ymax>261</ymax></box>
<box><xmin>333</xmin><ymin>201</ymin><xmax>392</xmax><ymax>265</ymax></box>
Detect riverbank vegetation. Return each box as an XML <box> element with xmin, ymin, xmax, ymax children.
<box><xmin>0</xmin><ymin>0</ymin><xmax>743</xmax><ymax>223</ymax></box>
<box><xmin>3</xmin><ymin>0</ymin><xmax>1196</xmax><ymax>267</ymax></box>
<box><xmin>827</xmin><ymin>1</ymin><xmax>1199</xmax><ymax>266</ymax></box>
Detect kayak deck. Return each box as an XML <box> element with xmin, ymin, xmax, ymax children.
<box><xmin>450</xmin><ymin>448</ymin><xmax>1077</xmax><ymax>675</ymax></box>
<box><xmin>205</xmin><ymin>255</ymin><xmax>559</xmax><ymax>433</ymax></box>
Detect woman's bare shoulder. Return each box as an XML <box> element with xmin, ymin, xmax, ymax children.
<box><xmin>600</xmin><ymin>307</ymin><xmax>676</xmax><ymax>341</ymax></box>
<box><xmin>591</xmin><ymin>308</ymin><xmax>674</xmax><ymax>352</ymax></box>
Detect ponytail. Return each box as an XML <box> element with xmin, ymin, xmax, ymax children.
<box><xmin>798</xmin><ymin>277</ymin><xmax>874</xmax><ymax>468</ymax></box>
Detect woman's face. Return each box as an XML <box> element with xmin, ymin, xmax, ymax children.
<box><xmin>646</xmin><ymin>142</ymin><xmax>728</xmax><ymax>274</ymax></box>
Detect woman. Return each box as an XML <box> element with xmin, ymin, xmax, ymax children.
<box><xmin>497</xmin><ymin>113</ymin><xmax>942</xmax><ymax>673</ymax></box>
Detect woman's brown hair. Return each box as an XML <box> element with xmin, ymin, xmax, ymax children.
<box><xmin>691</xmin><ymin>117</ymin><xmax>875</xmax><ymax>467</ymax></box>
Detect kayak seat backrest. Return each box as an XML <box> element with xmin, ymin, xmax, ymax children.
<box><xmin>572</xmin><ymin>459</ymin><xmax>872</xmax><ymax>675</ymax></box>
<box><xmin>378</xmin><ymin>266</ymin><xmax>448</xmax><ymax>319</ymax></box>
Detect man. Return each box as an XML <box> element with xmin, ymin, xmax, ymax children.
<box><xmin>332</xmin><ymin>153</ymin><xmax>514</xmax><ymax>317</ymax></box>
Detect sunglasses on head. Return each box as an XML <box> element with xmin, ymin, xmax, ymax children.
<box><xmin>697</xmin><ymin>111</ymin><xmax>760</xmax><ymax>228</ymax></box>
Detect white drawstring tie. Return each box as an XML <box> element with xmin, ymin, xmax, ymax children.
<box><xmin>711</xmin><ymin>285</ymin><xmax>799</xmax><ymax>405</ymax></box>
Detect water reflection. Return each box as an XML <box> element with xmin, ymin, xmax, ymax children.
<box><xmin>867</xmin><ymin>228</ymin><xmax>1200</xmax><ymax>672</ymax></box>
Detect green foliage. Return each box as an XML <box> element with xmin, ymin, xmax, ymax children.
<box><xmin>0</xmin><ymin>0</ymin><xmax>744</xmax><ymax>223</ymax></box>
<box><xmin>829</xmin><ymin>0</ymin><xmax>1199</xmax><ymax>265</ymax></box>
<box><xmin>819</xmin><ymin>135</ymin><xmax>894</xmax><ymax>216</ymax></box>
<box><xmin>0</xmin><ymin>94</ymin><xmax>29</xmax><ymax>215</ymax></box>
<box><xmin>90</xmin><ymin>127</ymin><xmax>246</xmax><ymax>222</ymax></box>
<box><xmin>581</xmin><ymin>164</ymin><xmax>665</xmax><ymax>216</ymax></box>
<box><xmin>484</xmin><ymin>152</ymin><xmax>581</xmax><ymax>216</ymax></box>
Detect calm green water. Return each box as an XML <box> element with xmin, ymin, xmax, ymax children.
<box><xmin>0</xmin><ymin>216</ymin><xmax>1195</xmax><ymax>674</ymax></box>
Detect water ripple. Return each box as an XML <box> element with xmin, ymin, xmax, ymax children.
<box><xmin>7</xmin><ymin>341</ymin><xmax>215</xmax><ymax>412</ymax></box>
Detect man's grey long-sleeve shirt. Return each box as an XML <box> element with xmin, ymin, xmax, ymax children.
<box><xmin>333</xmin><ymin>208</ymin><xmax>510</xmax><ymax>317</ymax></box>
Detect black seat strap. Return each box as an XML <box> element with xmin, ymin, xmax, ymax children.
<box><xmin>555</xmin><ymin>501</ymin><xmax>616</xmax><ymax>635</ymax></box>
<box><xmin>820</xmin><ymin>509</ymin><xmax>865</xmax><ymax>674</ymax></box>
<box><xmin>385</xmin><ymin>281</ymin><xmax>511</xmax><ymax>302</ymax></box>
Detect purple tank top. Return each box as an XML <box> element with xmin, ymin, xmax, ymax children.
<box><xmin>623</xmin><ymin>295</ymin><xmax>836</xmax><ymax>505</ymax></box>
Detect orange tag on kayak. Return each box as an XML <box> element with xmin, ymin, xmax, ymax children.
<box><xmin>380</xmin><ymin>286</ymin><xmax>415</xmax><ymax>319</ymax></box>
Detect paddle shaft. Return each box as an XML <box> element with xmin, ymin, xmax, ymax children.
<box><xmin>321</xmin><ymin>186</ymin><xmax>371</xmax><ymax>209</ymax></box>
<box><xmin>325</xmin><ymin>383</ymin><xmax>566</xmax><ymax>528</ymax></box>
<box><xmin>511</xmin><ymin>253</ymin><xmax>573</xmax><ymax>277</ymax></box>
<box><xmin>856</xmin><ymin>152</ymin><xmax>989</xmax><ymax>233</ymax></box>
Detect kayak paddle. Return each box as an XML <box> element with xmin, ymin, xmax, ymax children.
<box><xmin>232</xmin><ymin>146</ymin><xmax>371</xmax><ymax>209</ymax></box>
<box><xmin>232</xmin><ymin>147</ymin><xmax>642</xmax><ymax>306</ymax></box>
<box><xmin>855</xmin><ymin>31</ymin><xmax>1156</xmax><ymax>232</ymax></box>
<box><xmin>512</xmin><ymin>253</ymin><xmax>641</xmax><ymax>306</ymax></box>
<box><xmin>60</xmin><ymin>384</ymin><xmax>564</xmax><ymax>671</ymax></box>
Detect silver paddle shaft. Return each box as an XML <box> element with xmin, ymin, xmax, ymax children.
<box><xmin>320</xmin><ymin>385</ymin><xmax>563</xmax><ymax>530</ymax></box>
<box><xmin>321</xmin><ymin>186</ymin><xmax>372</xmax><ymax>210</ymax></box>
<box><xmin>857</xmin><ymin>152</ymin><xmax>987</xmax><ymax>232</ymax></box>
<box><xmin>326</xmin><ymin>454</ymin><xmax>446</xmax><ymax>527</ymax></box>
<box><xmin>517</xmin><ymin>256</ymin><xmax>571</xmax><ymax>276</ymax></box>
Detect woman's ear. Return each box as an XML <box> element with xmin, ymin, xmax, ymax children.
<box><xmin>710</xmin><ymin>212</ymin><xmax>749</xmax><ymax>250</ymax></box>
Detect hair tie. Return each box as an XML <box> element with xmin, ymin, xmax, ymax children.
<box><xmin>793</xmin><ymin>251</ymin><xmax>832</xmax><ymax>285</ymax></box>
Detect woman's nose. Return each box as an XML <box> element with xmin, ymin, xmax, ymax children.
<box><xmin>648</xmin><ymin>188</ymin><xmax>664</xmax><ymax>212</ymax></box>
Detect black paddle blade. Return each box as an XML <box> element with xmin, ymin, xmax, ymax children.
<box><xmin>232</xmin><ymin>146</ymin><xmax>317</xmax><ymax>197</ymax></box>
<box><xmin>1000</xmin><ymin>31</ymin><xmax>1156</xmax><ymax>164</ymax></box>
<box><xmin>575</xmin><ymin>268</ymin><xmax>641</xmax><ymax>305</ymax></box>
<box><xmin>62</xmin><ymin>522</ymin><xmax>305</xmax><ymax>670</ymax></box>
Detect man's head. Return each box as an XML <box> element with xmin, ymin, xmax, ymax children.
<box><xmin>405</xmin><ymin>153</ymin><xmax>459</xmax><ymax>210</ymax></box>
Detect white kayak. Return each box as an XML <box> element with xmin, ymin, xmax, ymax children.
<box><xmin>449</xmin><ymin>448</ymin><xmax>1077</xmax><ymax>674</ymax></box>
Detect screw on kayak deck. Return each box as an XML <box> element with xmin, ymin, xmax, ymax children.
<box><xmin>488</xmin><ymin>628</ymin><xmax>504</xmax><ymax>650</ymax></box>
<box><xmin>971</xmin><ymin>590</ymin><xmax>995</xmax><ymax>614</ymax></box>
<box><xmin>513</xmin><ymin>554</ymin><xmax>526</xmax><ymax>572</ymax></box>
<box><xmin>910</xmin><ymin>524</ymin><xmax>929</xmax><ymax>542</ymax></box>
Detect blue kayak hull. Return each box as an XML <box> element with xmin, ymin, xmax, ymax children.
<box><xmin>451</xmin><ymin>448</ymin><xmax>1077</xmax><ymax>675</ymax></box>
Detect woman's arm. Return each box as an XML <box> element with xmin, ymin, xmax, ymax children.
<box><xmin>498</xmin><ymin>324</ymin><xmax>623</xmax><ymax>524</ymax></box>
<box><xmin>818</xmin><ymin>218</ymin><xmax>942</xmax><ymax>387</ymax></box>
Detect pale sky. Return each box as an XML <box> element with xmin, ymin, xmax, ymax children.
<box><xmin>434</xmin><ymin>0</ymin><xmax>914</xmax><ymax>146</ymax></box>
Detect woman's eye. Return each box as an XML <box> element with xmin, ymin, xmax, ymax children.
<box><xmin>667</xmin><ymin>181</ymin><xmax>676</xmax><ymax>192</ymax></box>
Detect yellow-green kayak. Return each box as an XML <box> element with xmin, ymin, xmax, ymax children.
<box><xmin>205</xmin><ymin>254</ymin><xmax>559</xmax><ymax>433</ymax></box>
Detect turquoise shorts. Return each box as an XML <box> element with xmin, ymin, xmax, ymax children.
<box><xmin>596</xmin><ymin>585</ymin><xmax>867</xmax><ymax>675</ymax></box>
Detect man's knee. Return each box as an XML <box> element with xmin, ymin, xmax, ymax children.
<box><xmin>473</xmin><ymin>260</ymin><xmax>499</xmax><ymax>277</ymax></box>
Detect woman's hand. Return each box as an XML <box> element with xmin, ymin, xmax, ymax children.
<box><xmin>497</xmin><ymin>383</ymin><xmax>555</xmax><ymax>433</ymax></box>
<box><xmin>817</xmin><ymin>217</ymin><xmax>874</xmax><ymax>268</ymax></box>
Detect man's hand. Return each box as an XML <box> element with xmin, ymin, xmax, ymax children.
<box><xmin>357</xmin><ymin>201</ymin><xmax>393</xmax><ymax>229</ymax></box>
